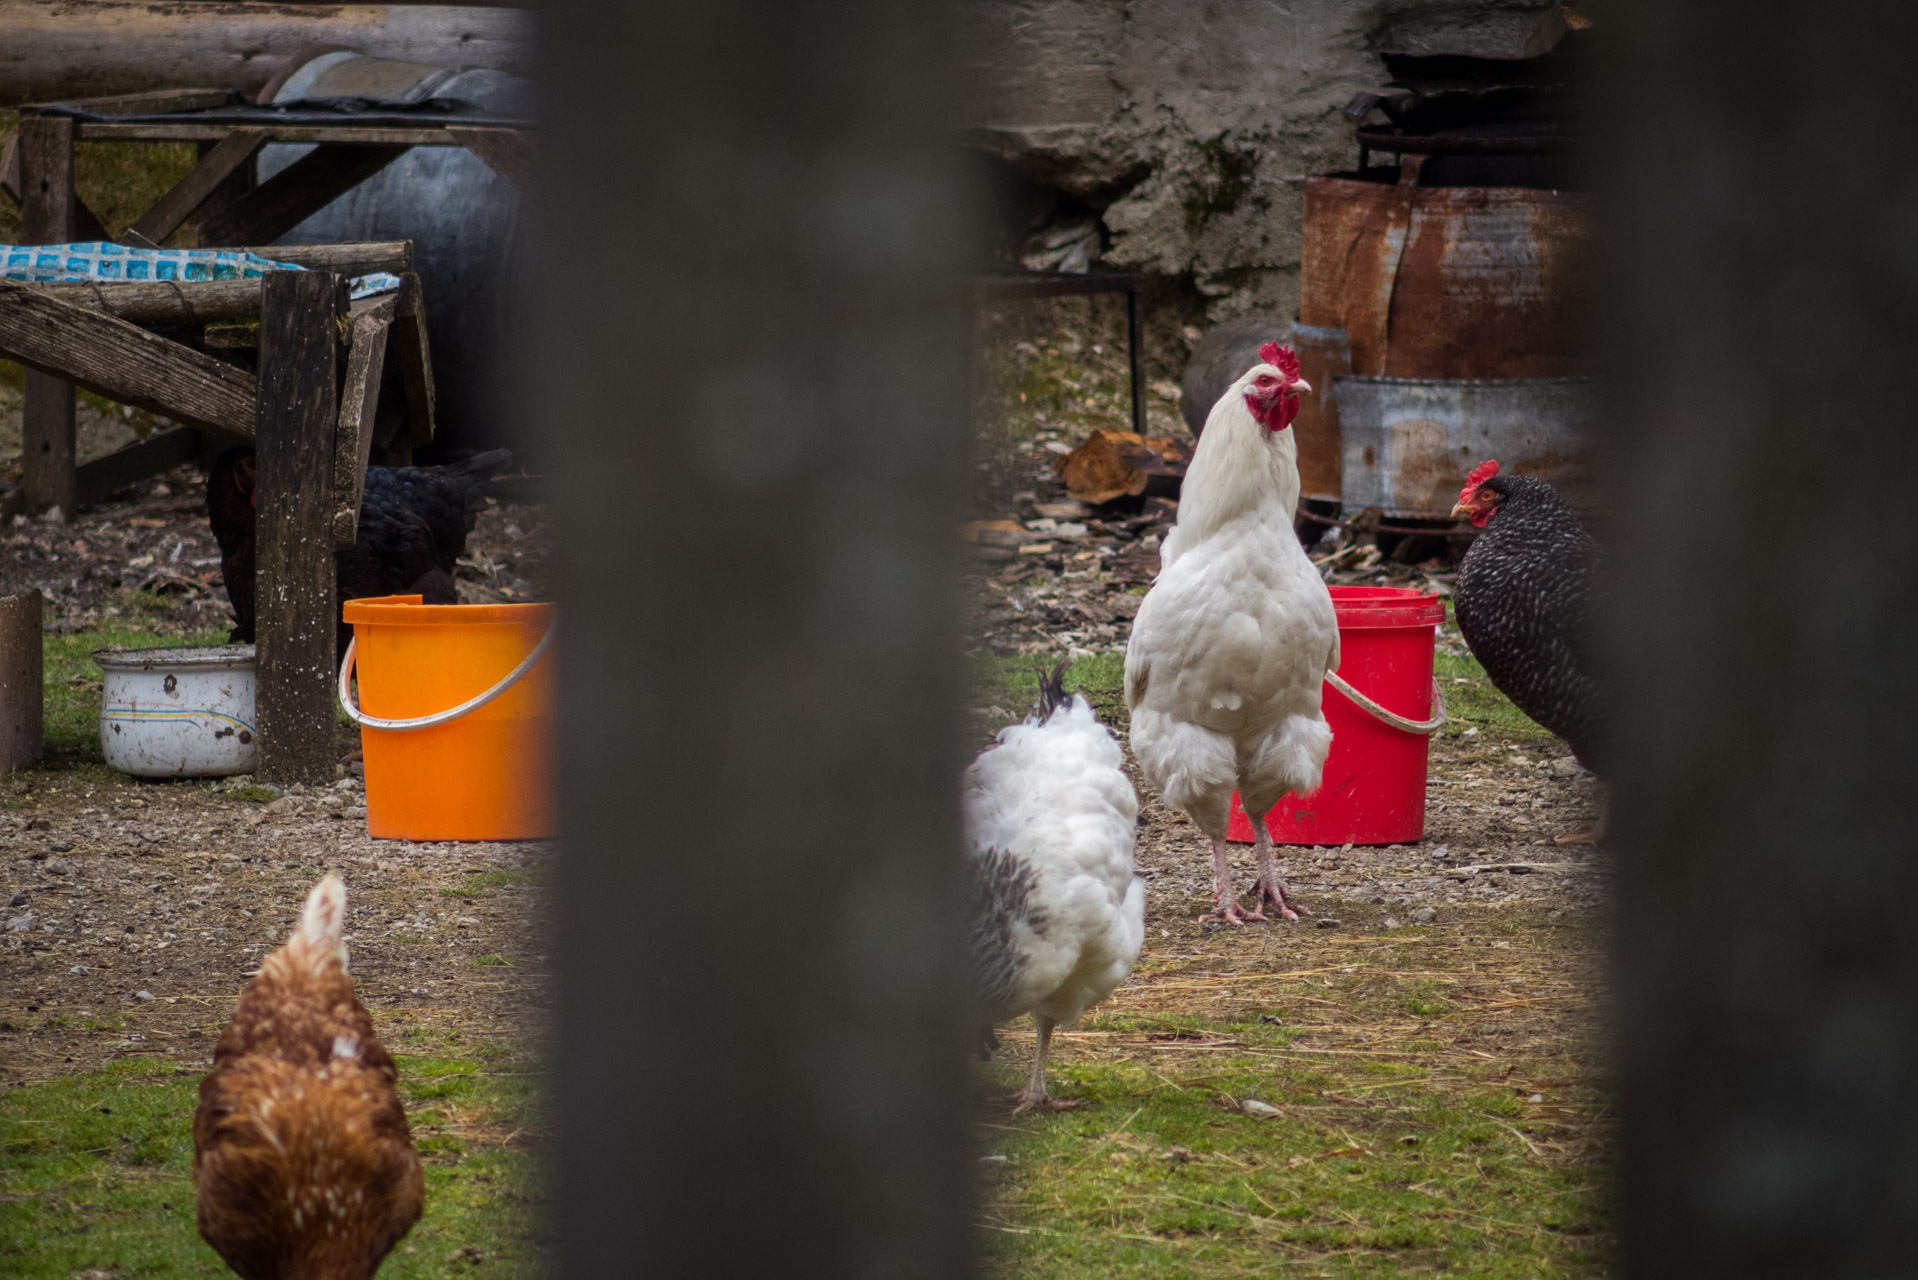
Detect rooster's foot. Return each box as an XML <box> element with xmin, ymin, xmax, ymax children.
<box><xmin>1200</xmin><ymin>898</ymin><xmax>1266</xmax><ymax>925</ymax></box>
<box><xmin>1011</xmin><ymin>1091</ymin><xmax>1088</xmax><ymax>1115</ymax></box>
<box><xmin>1255</xmin><ymin>880</ymin><xmax>1310</xmax><ymax>922</ymax></box>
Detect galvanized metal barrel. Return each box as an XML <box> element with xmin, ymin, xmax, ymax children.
<box><xmin>1334</xmin><ymin>376</ymin><xmax>1595</xmax><ymax>518</ymax></box>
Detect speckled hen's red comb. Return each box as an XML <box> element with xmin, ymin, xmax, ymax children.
<box><xmin>1458</xmin><ymin>459</ymin><xmax>1500</xmax><ymax>502</ymax></box>
<box><xmin>1258</xmin><ymin>341</ymin><xmax>1301</xmax><ymax>381</ymax></box>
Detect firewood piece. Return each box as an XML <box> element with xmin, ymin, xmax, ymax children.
<box><xmin>1053</xmin><ymin>430</ymin><xmax>1195</xmax><ymax>506</ymax></box>
<box><xmin>255</xmin><ymin>270</ymin><xmax>345</xmax><ymax>786</ymax></box>
<box><xmin>0</xmin><ymin>590</ymin><xmax>43</xmax><ymax>770</ymax></box>
<box><xmin>123</xmin><ymin>127</ymin><xmax>268</xmax><ymax>248</ymax></box>
<box><xmin>0</xmin><ymin>279</ymin><xmax>259</xmax><ymax>437</ymax></box>
<box><xmin>197</xmin><ymin>144</ymin><xmax>410</xmax><ymax>247</ymax></box>
<box><xmin>242</xmin><ymin>242</ymin><xmax>414</xmax><ymax>276</ymax></box>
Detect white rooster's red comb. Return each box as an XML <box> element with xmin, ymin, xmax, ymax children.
<box><xmin>1458</xmin><ymin>459</ymin><xmax>1500</xmax><ymax>503</ymax></box>
<box><xmin>1257</xmin><ymin>342</ymin><xmax>1302</xmax><ymax>382</ymax></box>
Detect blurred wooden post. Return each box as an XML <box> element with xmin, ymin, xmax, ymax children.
<box><xmin>0</xmin><ymin>591</ymin><xmax>43</xmax><ymax>771</ymax></box>
<box><xmin>536</xmin><ymin>1</ymin><xmax>976</xmax><ymax>1274</ymax></box>
<box><xmin>19</xmin><ymin>115</ymin><xmax>77</xmax><ymax>519</ymax></box>
<box><xmin>255</xmin><ymin>271</ymin><xmax>345</xmax><ymax>786</ymax></box>
<box><xmin>1605</xmin><ymin>3</ymin><xmax>1918</xmax><ymax>1274</ymax></box>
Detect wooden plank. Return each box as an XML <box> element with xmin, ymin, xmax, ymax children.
<box><xmin>255</xmin><ymin>270</ymin><xmax>346</xmax><ymax>786</ymax></box>
<box><xmin>393</xmin><ymin>272</ymin><xmax>437</xmax><ymax>447</ymax></box>
<box><xmin>331</xmin><ymin>306</ymin><xmax>395</xmax><ymax>549</ymax></box>
<box><xmin>0</xmin><ymin>1</ymin><xmax>534</xmax><ymax>102</ymax></box>
<box><xmin>242</xmin><ymin>241</ymin><xmax>414</xmax><ymax>276</ymax></box>
<box><xmin>75</xmin><ymin>123</ymin><xmax>463</xmax><ymax>147</ymax></box>
<box><xmin>40</xmin><ymin>88</ymin><xmax>232</xmax><ymax>117</ymax></box>
<box><xmin>40</xmin><ymin>278</ymin><xmax>264</xmax><ymax>325</ymax></box>
<box><xmin>75</xmin><ymin>427</ymin><xmax>201</xmax><ymax>509</ymax></box>
<box><xmin>18</xmin><ymin>114</ymin><xmax>78</xmax><ymax>519</ymax></box>
<box><xmin>196</xmin><ymin>144</ymin><xmax>411</xmax><ymax>247</ymax></box>
<box><xmin>122</xmin><ymin>127</ymin><xmax>268</xmax><ymax>249</ymax></box>
<box><xmin>189</xmin><ymin>133</ymin><xmax>258</xmax><ymax>246</ymax></box>
<box><xmin>448</xmin><ymin>126</ymin><xmax>536</xmax><ymax>189</ymax></box>
<box><xmin>0</xmin><ymin>280</ymin><xmax>259</xmax><ymax>437</ymax></box>
<box><xmin>0</xmin><ymin>129</ymin><xmax>18</xmax><ymax>202</ymax></box>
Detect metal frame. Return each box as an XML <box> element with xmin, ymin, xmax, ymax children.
<box><xmin>970</xmin><ymin>269</ymin><xmax>1148</xmax><ymax>437</ymax></box>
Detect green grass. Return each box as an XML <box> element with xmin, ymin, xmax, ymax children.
<box><xmin>0</xmin><ymin>1045</ymin><xmax>547</xmax><ymax>1278</ymax></box>
<box><xmin>977</xmin><ymin>924</ymin><xmax>1612</xmax><ymax>1277</ymax></box>
<box><xmin>33</xmin><ymin>620</ymin><xmax>230</xmax><ymax>766</ymax></box>
<box><xmin>1</xmin><ymin>108</ymin><xmax>198</xmax><ymax>246</ymax></box>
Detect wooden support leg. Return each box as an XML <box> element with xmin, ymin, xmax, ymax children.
<box><xmin>19</xmin><ymin>116</ymin><xmax>78</xmax><ymax>519</ymax></box>
<box><xmin>256</xmin><ymin>270</ymin><xmax>347</xmax><ymax>786</ymax></box>
<box><xmin>0</xmin><ymin>590</ymin><xmax>44</xmax><ymax>771</ymax></box>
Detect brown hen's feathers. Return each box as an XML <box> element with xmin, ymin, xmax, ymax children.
<box><xmin>193</xmin><ymin>875</ymin><xmax>423</xmax><ymax>1280</ymax></box>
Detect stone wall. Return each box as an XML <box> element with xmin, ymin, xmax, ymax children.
<box><xmin>960</xmin><ymin>0</ymin><xmax>1571</xmax><ymax>322</ymax></box>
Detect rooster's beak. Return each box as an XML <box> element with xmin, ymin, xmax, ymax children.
<box><xmin>1449</xmin><ymin>503</ymin><xmax>1470</xmax><ymax>519</ymax></box>
<box><xmin>1290</xmin><ymin>377</ymin><xmax>1312</xmax><ymax>395</ymax></box>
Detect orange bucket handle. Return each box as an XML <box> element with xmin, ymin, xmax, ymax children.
<box><xmin>338</xmin><ymin>620</ymin><xmax>558</xmax><ymax>733</ymax></box>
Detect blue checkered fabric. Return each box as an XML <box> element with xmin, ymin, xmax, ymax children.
<box><xmin>0</xmin><ymin>243</ymin><xmax>401</xmax><ymax>299</ymax></box>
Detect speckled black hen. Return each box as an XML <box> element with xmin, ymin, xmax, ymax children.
<box><xmin>207</xmin><ymin>448</ymin><xmax>513</xmax><ymax>656</ymax></box>
<box><xmin>1450</xmin><ymin>461</ymin><xmax>1607</xmax><ymax>774</ymax></box>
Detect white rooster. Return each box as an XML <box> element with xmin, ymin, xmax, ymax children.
<box><xmin>967</xmin><ymin>663</ymin><xmax>1143</xmax><ymax>1112</ymax></box>
<box><xmin>1124</xmin><ymin>341</ymin><xmax>1338</xmax><ymax>924</ymax></box>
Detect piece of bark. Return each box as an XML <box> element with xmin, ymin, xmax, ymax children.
<box><xmin>1053</xmin><ymin>430</ymin><xmax>1195</xmax><ymax>505</ymax></box>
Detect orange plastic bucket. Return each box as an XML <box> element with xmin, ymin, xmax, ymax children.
<box><xmin>339</xmin><ymin>595</ymin><xmax>555</xmax><ymax>841</ymax></box>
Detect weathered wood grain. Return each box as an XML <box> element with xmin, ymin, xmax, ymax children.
<box><xmin>196</xmin><ymin>144</ymin><xmax>410</xmax><ymax>248</ymax></box>
<box><xmin>332</xmin><ymin>298</ymin><xmax>397</xmax><ymax>549</ymax></box>
<box><xmin>18</xmin><ymin>115</ymin><xmax>78</xmax><ymax>518</ymax></box>
<box><xmin>394</xmin><ymin>273</ymin><xmax>438</xmax><ymax>447</ymax></box>
<box><xmin>0</xmin><ymin>590</ymin><xmax>43</xmax><ymax>770</ymax></box>
<box><xmin>255</xmin><ymin>271</ymin><xmax>347</xmax><ymax>786</ymax></box>
<box><xmin>244</xmin><ymin>241</ymin><xmax>414</xmax><ymax>276</ymax></box>
<box><xmin>0</xmin><ymin>280</ymin><xmax>260</xmax><ymax>438</ymax></box>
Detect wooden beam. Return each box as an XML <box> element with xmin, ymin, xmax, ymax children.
<box><xmin>255</xmin><ymin>270</ymin><xmax>346</xmax><ymax>786</ymax></box>
<box><xmin>75</xmin><ymin>123</ymin><xmax>470</xmax><ymax>147</ymax></box>
<box><xmin>41</xmin><ymin>88</ymin><xmax>232</xmax><ymax>117</ymax></box>
<box><xmin>449</xmin><ymin>126</ymin><xmax>536</xmax><ymax>189</ymax></box>
<box><xmin>0</xmin><ymin>129</ymin><xmax>18</xmax><ymax>203</ymax></box>
<box><xmin>75</xmin><ymin>427</ymin><xmax>201</xmax><ymax>509</ymax></box>
<box><xmin>196</xmin><ymin>144</ymin><xmax>411</xmax><ymax>248</ymax></box>
<box><xmin>18</xmin><ymin>114</ymin><xmax>78</xmax><ymax>519</ymax></box>
<box><xmin>0</xmin><ymin>2</ymin><xmax>534</xmax><ymax>102</ymax></box>
<box><xmin>243</xmin><ymin>241</ymin><xmax>414</xmax><ymax>276</ymax></box>
<box><xmin>41</xmin><ymin>278</ymin><xmax>264</xmax><ymax>326</ymax></box>
<box><xmin>0</xmin><ymin>280</ymin><xmax>259</xmax><ymax>437</ymax></box>
<box><xmin>332</xmin><ymin>296</ymin><xmax>397</xmax><ymax>549</ymax></box>
<box><xmin>122</xmin><ymin>127</ymin><xmax>268</xmax><ymax>249</ymax></box>
<box><xmin>393</xmin><ymin>273</ymin><xmax>437</xmax><ymax>447</ymax></box>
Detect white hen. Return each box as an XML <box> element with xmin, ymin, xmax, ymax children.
<box><xmin>967</xmin><ymin>663</ymin><xmax>1143</xmax><ymax>1112</ymax></box>
<box><xmin>1125</xmin><ymin>341</ymin><xmax>1338</xmax><ymax>924</ymax></box>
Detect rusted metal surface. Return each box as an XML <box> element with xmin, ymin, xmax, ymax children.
<box><xmin>1300</xmin><ymin>177</ymin><xmax>1587</xmax><ymax>380</ymax></box>
<box><xmin>1335</xmin><ymin>377</ymin><xmax>1595</xmax><ymax>517</ymax></box>
<box><xmin>1286</xmin><ymin>322</ymin><xmax>1350</xmax><ymax>503</ymax></box>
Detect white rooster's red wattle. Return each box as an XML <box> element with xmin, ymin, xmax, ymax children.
<box><xmin>1124</xmin><ymin>341</ymin><xmax>1338</xmax><ymax>923</ymax></box>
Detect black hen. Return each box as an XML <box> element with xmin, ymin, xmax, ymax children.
<box><xmin>1450</xmin><ymin>461</ymin><xmax>1606</xmax><ymax>774</ymax></box>
<box><xmin>207</xmin><ymin>448</ymin><xmax>514</xmax><ymax>656</ymax></box>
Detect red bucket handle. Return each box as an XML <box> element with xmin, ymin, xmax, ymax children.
<box><xmin>1325</xmin><ymin>670</ymin><xmax>1447</xmax><ymax>735</ymax></box>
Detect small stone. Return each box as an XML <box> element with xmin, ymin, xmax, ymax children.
<box><xmin>135</xmin><ymin>990</ymin><xmax>154</xmax><ymax>1002</ymax></box>
<box><xmin>1259</xmin><ymin>1013</ymin><xmax>1283</xmax><ymax>1025</ymax></box>
<box><xmin>263</xmin><ymin>797</ymin><xmax>297</xmax><ymax>815</ymax></box>
<box><xmin>1316</xmin><ymin>918</ymin><xmax>1341</xmax><ymax>930</ymax></box>
<box><xmin>47</xmin><ymin>841</ymin><xmax>73</xmax><ymax>854</ymax></box>
<box><xmin>25</xmin><ymin>817</ymin><xmax>50</xmax><ymax>831</ymax></box>
<box><xmin>1382</xmin><ymin>916</ymin><xmax>1403</xmax><ymax>930</ymax></box>
<box><xmin>1550</xmin><ymin>756</ymin><xmax>1583</xmax><ymax>776</ymax></box>
<box><xmin>7</xmin><ymin>913</ymin><xmax>35</xmax><ymax>932</ymax></box>
<box><xmin>1529</xmin><ymin>1093</ymin><xmax>1544</xmax><ymax>1104</ymax></box>
<box><xmin>1413</xmin><ymin>907</ymin><xmax>1438</xmax><ymax>925</ymax></box>
<box><xmin>7</xmin><ymin>890</ymin><xmax>26</xmax><ymax>907</ymax></box>
<box><xmin>44</xmin><ymin>857</ymin><xmax>74</xmax><ymax>875</ymax></box>
<box><xmin>70</xmin><ymin>964</ymin><xmax>88</xmax><ymax>975</ymax></box>
<box><xmin>1241</xmin><ymin>1099</ymin><xmax>1283</xmax><ymax>1118</ymax></box>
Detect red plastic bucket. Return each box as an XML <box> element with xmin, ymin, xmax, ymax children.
<box><xmin>1227</xmin><ymin>586</ymin><xmax>1446</xmax><ymax>846</ymax></box>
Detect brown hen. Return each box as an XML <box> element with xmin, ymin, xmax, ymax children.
<box><xmin>193</xmin><ymin>875</ymin><xmax>423</xmax><ymax>1280</ymax></box>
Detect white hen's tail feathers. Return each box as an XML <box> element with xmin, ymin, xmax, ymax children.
<box><xmin>290</xmin><ymin>873</ymin><xmax>349</xmax><ymax>975</ymax></box>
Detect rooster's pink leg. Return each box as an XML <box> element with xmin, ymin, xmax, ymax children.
<box><xmin>1199</xmin><ymin>837</ymin><xmax>1265</xmax><ymax>925</ymax></box>
<box><xmin>1249</xmin><ymin>816</ymin><xmax>1309</xmax><ymax>921</ymax></box>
